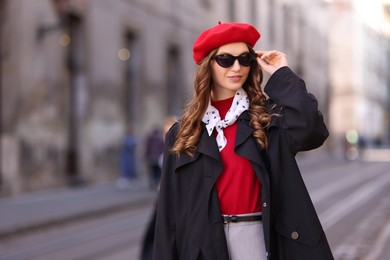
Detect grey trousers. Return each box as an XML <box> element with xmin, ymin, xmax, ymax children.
<box><xmin>223</xmin><ymin>212</ymin><xmax>267</xmax><ymax>260</ymax></box>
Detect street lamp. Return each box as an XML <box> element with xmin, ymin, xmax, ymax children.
<box><xmin>36</xmin><ymin>0</ymin><xmax>70</xmax><ymax>40</ymax></box>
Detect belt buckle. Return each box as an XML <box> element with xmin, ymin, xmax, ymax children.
<box><xmin>223</xmin><ymin>215</ymin><xmax>238</xmax><ymax>224</ymax></box>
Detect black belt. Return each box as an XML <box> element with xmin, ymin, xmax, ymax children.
<box><xmin>222</xmin><ymin>214</ymin><xmax>262</xmax><ymax>224</ymax></box>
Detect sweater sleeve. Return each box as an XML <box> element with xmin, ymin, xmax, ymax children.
<box><xmin>153</xmin><ymin>124</ymin><xmax>178</xmax><ymax>260</ymax></box>
<box><xmin>264</xmin><ymin>66</ymin><xmax>329</xmax><ymax>153</ymax></box>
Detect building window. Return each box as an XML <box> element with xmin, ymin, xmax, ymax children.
<box><xmin>250</xmin><ymin>0</ymin><xmax>257</xmax><ymax>25</ymax></box>
<box><xmin>166</xmin><ymin>45</ymin><xmax>182</xmax><ymax>115</ymax></box>
<box><xmin>268</xmin><ymin>0</ymin><xmax>275</xmax><ymax>44</ymax></box>
<box><xmin>123</xmin><ymin>32</ymin><xmax>141</xmax><ymax>124</ymax></box>
<box><xmin>283</xmin><ymin>4</ymin><xmax>291</xmax><ymax>51</ymax></box>
<box><xmin>200</xmin><ymin>0</ymin><xmax>211</xmax><ymax>10</ymax></box>
<box><xmin>65</xmin><ymin>14</ymin><xmax>86</xmax><ymax>180</ymax></box>
<box><xmin>228</xmin><ymin>0</ymin><xmax>235</xmax><ymax>21</ymax></box>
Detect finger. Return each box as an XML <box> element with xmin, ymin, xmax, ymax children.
<box><xmin>257</xmin><ymin>56</ymin><xmax>269</xmax><ymax>66</ymax></box>
<box><xmin>256</xmin><ymin>50</ymin><xmax>266</xmax><ymax>56</ymax></box>
<box><xmin>265</xmin><ymin>52</ymin><xmax>279</xmax><ymax>59</ymax></box>
<box><xmin>261</xmin><ymin>51</ymin><xmax>278</xmax><ymax>61</ymax></box>
<box><xmin>256</xmin><ymin>50</ymin><xmax>268</xmax><ymax>59</ymax></box>
<box><xmin>268</xmin><ymin>50</ymin><xmax>284</xmax><ymax>56</ymax></box>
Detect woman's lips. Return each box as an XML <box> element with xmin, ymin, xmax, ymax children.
<box><xmin>228</xmin><ymin>75</ymin><xmax>242</xmax><ymax>82</ymax></box>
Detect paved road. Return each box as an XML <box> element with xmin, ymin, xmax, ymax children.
<box><xmin>0</xmin><ymin>203</ymin><xmax>155</xmax><ymax>260</ymax></box>
<box><xmin>0</xmin><ymin>154</ymin><xmax>389</xmax><ymax>260</ymax></box>
<box><xmin>298</xmin><ymin>155</ymin><xmax>390</xmax><ymax>260</ymax></box>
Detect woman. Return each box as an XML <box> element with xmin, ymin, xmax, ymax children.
<box><xmin>153</xmin><ymin>22</ymin><xmax>333</xmax><ymax>260</ymax></box>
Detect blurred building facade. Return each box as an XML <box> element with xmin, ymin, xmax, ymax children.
<box><xmin>254</xmin><ymin>0</ymin><xmax>390</xmax><ymax>156</ymax></box>
<box><xmin>325</xmin><ymin>0</ymin><xmax>390</xmax><ymax>157</ymax></box>
<box><xmin>1</xmin><ymin>0</ymin><xmax>390</xmax><ymax>195</ymax></box>
<box><xmin>0</xmin><ymin>0</ymin><xmax>215</xmax><ymax>195</ymax></box>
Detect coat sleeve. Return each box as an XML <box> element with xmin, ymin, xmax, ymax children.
<box><xmin>153</xmin><ymin>125</ymin><xmax>178</xmax><ymax>260</ymax></box>
<box><xmin>264</xmin><ymin>66</ymin><xmax>329</xmax><ymax>153</ymax></box>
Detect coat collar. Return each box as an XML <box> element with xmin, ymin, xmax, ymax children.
<box><xmin>197</xmin><ymin>126</ymin><xmax>221</xmax><ymax>161</ymax></box>
<box><xmin>175</xmin><ymin>124</ymin><xmax>221</xmax><ymax>170</ymax></box>
<box><xmin>175</xmin><ymin>111</ymin><xmax>265</xmax><ymax>169</ymax></box>
<box><xmin>173</xmin><ymin>112</ymin><xmax>268</xmax><ymax>225</ymax></box>
<box><xmin>235</xmin><ymin>111</ymin><xmax>265</xmax><ymax>166</ymax></box>
<box><xmin>235</xmin><ymin>111</ymin><xmax>252</xmax><ymax>148</ymax></box>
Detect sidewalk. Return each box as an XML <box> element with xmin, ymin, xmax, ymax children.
<box><xmin>0</xmin><ymin>181</ymin><xmax>157</xmax><ymax>239</ymax></box>
<box><xmin>0</xmin><ymin>151</ymin><xmax>338</xmax><ymax>240</ymax></box>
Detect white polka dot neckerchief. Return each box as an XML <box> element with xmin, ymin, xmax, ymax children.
<box><xmin>202</xmin><ymin>88</ymin><xmax>249</xmax><ymax>151</ymax></box>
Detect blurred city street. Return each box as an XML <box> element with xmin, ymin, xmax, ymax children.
<box><xmin>0</xmin><ymin>179</ymin><xmax>157</xmax><ymax>260</ymax></box>
<box><xmin>298</xmin><ymin>152</ymin><xmax>390</xmax><ymax>260</ymax></box>
<box><xmin>1</xmin><ymin>0</ymin><xmax>390</xmax><ymax>260</ymax></box>
<box><xmin>0</xmin><ymin>152</ymin><xmax>389</xmax><ymax>260</ymax></box>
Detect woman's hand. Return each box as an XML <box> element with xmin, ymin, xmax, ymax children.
<box><xmin>256</xmin><ymin>50</ymin><xmax>288</xmax><ymax>76</ymax></box>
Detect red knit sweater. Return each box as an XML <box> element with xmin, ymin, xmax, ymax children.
<box><xmin>212</xmin><ymin>97</ymin><xmax>262</xmax><ymax>215</ymax></box>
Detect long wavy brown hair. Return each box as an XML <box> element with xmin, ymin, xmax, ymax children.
<box><xmin>172</xmin><ymin>44</ymin><xmax>272</xmax><ymax>156</ymax></box>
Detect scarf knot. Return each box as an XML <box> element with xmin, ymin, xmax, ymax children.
<box><xmin>202</xmin><ymin>88</ymin><xmax>249</xmax><ymax>151</ymax></box>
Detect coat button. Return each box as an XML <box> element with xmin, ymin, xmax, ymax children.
<box><xmin>291</xmin><ymin>231</ymin><xmax>299</xmax><ymax>240</ymax></box>
<box><xmin>263</xmin><ymin>202</ymin><xmax>267</xmax><ymax>208</ymax></box>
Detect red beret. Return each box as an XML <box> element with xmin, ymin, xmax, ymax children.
<box><xmin>193</xmin><ymin>22</ymin><xmax>261</xmax><ymax>64</ymax></box>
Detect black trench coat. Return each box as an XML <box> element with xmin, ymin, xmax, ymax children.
<box><xmin>154</xmin><ymin>67</ymin><xmax>334</xmax><ymax>260</ymax></box>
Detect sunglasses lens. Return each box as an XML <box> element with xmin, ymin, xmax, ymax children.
<box><xmin>214</xmin><ymin>53</ymin><xmax>254</xmax><ymax>68</ymax></box>
<box><xmin>214</xmin><ymin>55</ymin><xmax>234</xmax><ymax>68</ymax></box>
<box><xmin>238</xmin><ymin>53</ymin><xmax>254</xmax><ymax>66</ymax></box>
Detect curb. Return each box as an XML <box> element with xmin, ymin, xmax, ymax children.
<box><xmin>0</xmin><ymin>186</ymin><xmax>156</xmax><ymax>240</ymax></box>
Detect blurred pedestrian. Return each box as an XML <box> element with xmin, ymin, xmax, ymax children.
<box><xmin>154</xmin><ymin>22</ymin><xmax>333</xmax><ymax>259</ymax></box>
<box><xmin>145</xmin><ymin>127</ymin><xmax>164</xmax><ymax>190</ymax></box>
<box><xmin>158</xmin><ymin>116</ymin><xmax>179</xmax><ymax>168</ymax></box>
<box><xmin>140</xmin><ymin>116</ymin><xmax>177</xmax><ymax>260</ymax></box>
<box><xmin>116</xmin><ymin>124</ymin><xmax>138</xmax><ymax>189</ymax></box>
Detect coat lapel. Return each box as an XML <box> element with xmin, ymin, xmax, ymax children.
<box><xmin>174</xmin><ymin>125</ymin><xmax>223</xmax><ymax>225</ymax></box>
<box><xmin>235</xmin><ymin>112</ymin><xmax>253</xmax><ymax>147</ymax></box>
<box><xmin>174</xmin><ymin>125</ymin><xmax>222</xmax><ymax>171</ymax></box>
<box><xmin>197</xmin><ymin>125</ymin><xmax>221</xmax><ymax>162</ymax></box>
<box><xmin>175</xmin><ymin>115</ymin><xmax>266</xmax><ymax>175</ymax></box>
<box><xmin>235</xmin><ymin>112</ymin><xmax>265</xmax><ymax>167</ymax></box>
<box><xmin>197</xmin><ymin>127</ymin><xmax>224</xmax><ymax>224</ymax></box>
<box><xmin>197</xmin><ymin>126</ymin><xmax>224</xmax><ymax>190</ymax></box>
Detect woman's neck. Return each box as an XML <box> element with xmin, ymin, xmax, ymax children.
<box><xmin>211</xmin><ymin>89</ymin><xmax>236</xmax><ymax>101</ymax></box>
<box><xmin>211</xmin><ymin>96</ymin><xmax>235</xmax><ymax>119</ymax></box>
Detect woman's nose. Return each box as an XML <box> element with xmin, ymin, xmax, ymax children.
<box><xmin>231</xmin><ymin>59</ymin><xmax>241</xmax><ymax>70</ymax></box>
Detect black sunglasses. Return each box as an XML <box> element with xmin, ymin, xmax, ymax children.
<box><xmin>212</xmin><ymin>52</ymin><xmax>256</xmax><ymax>68</ymax></box>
